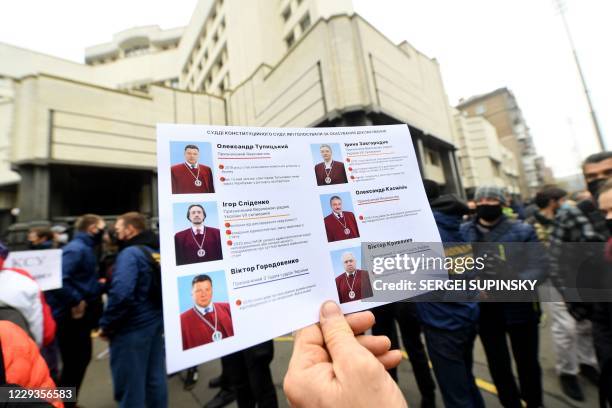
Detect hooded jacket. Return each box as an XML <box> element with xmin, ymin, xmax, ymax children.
<box><xmin>0</xmin><ymin>267</ymin><xmax>56</xmax><ymax>347</ymax></box>
<box><xmin>46</xmin><ymin>232</ymin><xmax>102</xmax><ymax>320</ymax></box>
<box><xmin>0</xmin><ymin>321</ymin><xmax>63</xmax><ymax>408</ymax></box>
<box><xmin>416</xmin><ymin>194</ymin><xmax>480</xmax><ymax>330</ymax></box>
<box><xmin>99</xmin><ymin>230</ymin><xmax>162</xmax><ymax>336</ymax></box>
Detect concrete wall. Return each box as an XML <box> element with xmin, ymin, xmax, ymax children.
<box><xmin>453</xmin><ymin>110</ymin><xmax>520</xmax><ymax>193</ymax></box>
<box><xmin>11</xmin><ymin>75</ymin><xmax>225</xmax><ymax>169</ymax></box>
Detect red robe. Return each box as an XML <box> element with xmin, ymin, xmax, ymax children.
<box><xmin>335</xmin><ymin>270</ymin><xmax>373</xmax><ymax>304</ymax></box>
<box><xmin>174</xmin><ymin>227</ymin><xmax>223</xmax><ymax>265</ymax></box>
<box><xmin>180</xmin><ymin>302</ymin><xmax>234</xmax><ymax>350</ymax></box>
<box><xmin>314</xmin><ymin>161</ymin><xmax>348</xmax><ymax>186</ymax></box>
<box><xmin>324</xmin><ymin>211</ymin><xmax>360</xmax><ymax>242</ymax></box>
<box><xmin>171</xmin><ymin>163</ymin><xmax>215</xmax><ymax>194</ymax></box>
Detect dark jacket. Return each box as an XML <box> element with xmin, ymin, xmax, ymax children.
<box><xmin>99</xmin><ymin>231</ymin><xmax>162</xmax><ymax>336</ymax></box>
<box><xmin>46</xmin><ymin>232</ymin><xmax>102</xmax><ymax>320</ymax></box>
<box><xmin>416</xmin><ymin>195</ymin><xmax>479</xmax><ymax>331</ymax></box>
<box><xmin>461</xmin><ymin>216</ymin><xmax>546</xmax><ymax>324</ymax></box>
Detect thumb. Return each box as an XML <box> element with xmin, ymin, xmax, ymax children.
<box><xmin>319</xmin><ymin>301</ymin><xmax>363</xmax><ymax>364</ymax></box>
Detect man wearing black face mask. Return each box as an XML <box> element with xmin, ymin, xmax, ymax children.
<box><xmin>461</xmin><ymin>185</ymin><xmax>546</xmax><ymax>408</ymax></box>
<box><xmin>45</xmin><ymin>213</ymin><xmax>105</xmax><ymax>407</ymax></box>
<box><xmin>548</xmin><ymin>152</ymin><xmax>612</xmax><ymax>403</ymax></box>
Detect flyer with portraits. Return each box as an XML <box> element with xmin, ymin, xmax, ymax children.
<box><xmin>156</xmin><ymin>124</ymin><xmax>442</xmax><ymax>373</ymax></box>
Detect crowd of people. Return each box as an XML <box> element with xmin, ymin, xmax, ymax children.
<box><xmin>0</xmin><ymin>151</ymin><xmax>611</xmax><ymax>408</ymax></box>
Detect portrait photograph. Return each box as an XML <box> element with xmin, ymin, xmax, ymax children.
<box><xmin>177</xmin><ymin>271</ymin><xmax>234</xmax><ymax>350</ymax></box>
<box><xmin>320</xmin><ymin>192</ymin><xmax>360</xmax><ymax>242</ymax></box>
<box><xmin>330</xmin><ymin>247</ymin><xmax>373</xmax><ymax>304</ymax></box>
<box><xmin>170</xmin><ymin>141</ymin><xmax>215</xmax><ymax>194</ymax></box>
<box><xmin>173</xmin><ymin>201</ymin><xmax>223</xmax><ymax>266</ymax></box>
<box><xmin>310</xmin><ymin>143</ymin><xmax>348</xmax><ymax>186</ymax></box>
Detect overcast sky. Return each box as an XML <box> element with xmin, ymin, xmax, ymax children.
<box><xmin>1</xmin><ymin>0</ymin><xmax>610</xmax><ymax>177</ymax></box>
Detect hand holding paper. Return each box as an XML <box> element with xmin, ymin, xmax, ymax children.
<box><xmin>284</xmin><ymin>301</ymin><xmax>406</xmax><ymax>408</ymax></box>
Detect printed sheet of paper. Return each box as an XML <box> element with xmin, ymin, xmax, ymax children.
<box><xmin>5</xmin><ymin>249</ymin><xmax>63</xmax><ymax>291</ymax></box>
<box><xmin>156</xmin><ymin>124</ymin><xmax>441</xmax><ymax>373</ymax></box>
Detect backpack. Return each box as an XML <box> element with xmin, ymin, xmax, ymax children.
<box><xmin>137</xmin><ymin>246</ymin><xmax>163</xmax><ymax>308</ymax></box>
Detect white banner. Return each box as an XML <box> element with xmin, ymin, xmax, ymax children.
<box><xmin>156</xmin><ymin>124</ymin><xmax>441</xmax><ymax>373</ymax></box>
<box><xmin>5</xmin><ymin>249</ymin><xmax>63</xmax><ymax>291</ymax></box>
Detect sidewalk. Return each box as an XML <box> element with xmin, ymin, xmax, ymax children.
<box><xmin>78</xmin><ymin>311</ymin><xmax>599</xmax><ymax>407</ymax></box>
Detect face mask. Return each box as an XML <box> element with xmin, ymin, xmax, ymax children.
<box><xmin>607</xmin><ymin>219</ymin><xmax>612</xmax><ymax>235</ymax></box>
<box><xmin>476</xmin><ymin>204</ymin><xmax>503</xmax><ymax>222</ymax></box>
<box><xmin>57</xmin><ymin>233</ymin><xmax>69</xmax><ymax>244</ymax></box>
<box><xmin>92</xmin><ymin>229</ymin><xmax>105</xmax><ymax>244</ymax></box>
<box><xmin>587</xmin><ymin>178</ymin><xmax>607</xmax><ymax>199</ymax></box>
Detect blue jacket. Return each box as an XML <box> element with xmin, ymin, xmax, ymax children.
<box><xmin>46</xmin><ymin>232</ymin><xmax>102</xmax><ymax>320</ymax></box>
<box><xmin>416</xmin><ymin>209</ymin><xmax>480</xmax><ymax>331</ymax></box>
<box><xmin>99</xmin><ymin>231</ymin><xmax>162</xmax><ymax>336</ymax></box>
<box><xmin>460</xmin><ymin>216</ymin><xmax>546</xmax><ymax>324</ymax></box>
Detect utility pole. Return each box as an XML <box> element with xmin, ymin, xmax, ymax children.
<box><xmin>554</xmin><ymin>0</ymin><xmax>605</xmax><ymax>151</ymax></box>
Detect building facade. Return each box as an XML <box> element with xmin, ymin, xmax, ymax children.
<box><xmin>451</xmin><ymin>109</ymin><xmax>521</xmax><ymax>197</ymax></box>
<box><xmin>456</xmin><ymin>87</ymin><xmax>550</xmax><ymax>198</ymax></box>
<box><xmin>0</xmin><ymin>0</ymin><xmax>462</xmax><ymax>225</ymax></box>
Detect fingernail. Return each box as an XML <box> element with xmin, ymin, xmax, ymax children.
<box><xmin>321</xmin><ymin>301</ymin><xmax>341</xmax><ymax>318</ymax></box>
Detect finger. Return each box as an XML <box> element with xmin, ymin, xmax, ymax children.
<box><xmin>376</xmin><ymin>349</ymin><xmax>403</xmax><ymax>370</ymax></box>
<box><xmin>356</xmin><ymin>335</ymin><xmax>391</xmax><ymax>356</ymax></box>
<box><xmin>319</xmin><ymin>301</ymin><xmax>366</xmax><ymax>365</ymax></box>
<box><xmin>289</xmin><ymin>324</ymin><xmax>328</xmax><ymax>371</ymax></box>
<box><xmin>345</xmin><ymin>311</ymin><xmax>375</xmax><ymax>334</ymax></box>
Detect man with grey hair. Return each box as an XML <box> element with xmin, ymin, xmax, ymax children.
<box><xmin>314</xmin><ymin>144</ymin><xmax>348</xmax><ymax>186</ymax></box>
<box><xmin>334</xmin><ymin>252</ymin><xmax>372</xmax><ymax>304</ymax></box>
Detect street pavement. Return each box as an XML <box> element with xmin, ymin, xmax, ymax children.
<box><xmin>79</xmin><ymin>304</ymin><xmax>599</xmax><ymax>407</ymax></box>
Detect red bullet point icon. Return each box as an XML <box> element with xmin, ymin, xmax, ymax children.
<box><xmin>359</xmin><ymin>215</ymin><xmax>364</xmax><ymax>221</ymax></box>
<box><xmin>236</xmin><ymin>299</ymin><xmax>242</xmax><ymax>306</ymax></box>
<box><xmin>220</xmin><ymin>176</ymin><xmax>226</xmax><ymax>182</ymax></box>
<box><xmin>348</xmin><ymin>167</ymin><xmax>353</xmax><ymax>171</ymax></box>
<box><xmin>346</xmin><ymin>158</ymin><xmax>351</xmax><ymax>163</ymax></box>
<box><xmin>225</xmin><ymin>222</ymin><xmax>230</xmax><ymax>228</ymax></box>
<box><xmin>226</xmin><ymin>229</ymin><xmax>231</xmax><ymax>235</ymax></box>
<box><xmin>219</xmin><ymin>164</ymin><xmax>224</xmax><ymax>170</ymax></box>
<box><xmin>227</xmin><ymin>240</ymin><xmax>233</xmax><ymax>246</ymax></box>
<box><xmin>350</xmin><ymin>175</ymin><xmax>355</xmax><ymax>180</ymax></box>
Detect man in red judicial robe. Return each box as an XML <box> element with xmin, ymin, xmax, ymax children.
<box><xmin>323</xmin><ymin>195</ymin><xmax>360</xmax><ymax>242</ymax></box>
<box><xmin>314</xmin><ymin>144</ymin><xmax>348</xmax><ymax>186</ymax></box>
<box><xmin>335</xmin><ymin>252</ymin><xmax>373</xmax><ymax>303</ymax></box>
<box><xmin>180</xmin><ymin>274</ymin><xmax>234</xmax><ymax>350</ymax></box>
<box><xmin>171</xmin><ymin>144</ymin><xmax>215</xmax><ymax>194</ymax></box>
<box><xmin>175</xmin><ymin>204</ymin><xmax>223</xmax><ymax>265</ymax></box>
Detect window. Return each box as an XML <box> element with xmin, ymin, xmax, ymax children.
<box><xmin>124</xmin><ymin>45</ymin><xmax>149</xmax><ymax>58</ymax></box>
<box><xmin>492</xmin><ymin>161</ymin><xmax>501</xmax><ymax>177</ymax></box>
<box><xmin>299</xmin><ymin>13</ymin><xmax>311</xmax><ymax>32</ymax></box>
<box><xmin>475</xmin><ymin>104</ymin><xmax>486</xmax><ymax>115</ymax></box>
<box><xmin>427</xmin><ymin>149</ymin><xmax>440</xmax><ymax>166</ymax></box>
<box><xmin>282</xmin><ymin>6</ymin><xmax>291</xmax><ymax>22</ymax></box>
<box><xmin>285</xmin><ymin>32</ymin><xmax>295</xmax><ymax>48</ymax></box>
